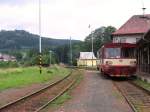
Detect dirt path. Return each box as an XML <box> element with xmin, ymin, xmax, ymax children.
<box><xmin>51</xmin><ymin>70</ymin><xmax>133</xmax><ymax>112</ymax></box>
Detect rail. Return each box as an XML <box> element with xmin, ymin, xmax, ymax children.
<box><xmin>0</xmin><ymin>71</ymin><xmax>78</xmax><ymax>112</ymax></box>
<box><xmin>113</xmin><ymin>80</ymin><xmax>150</xmax><ymax>112</ymax></box>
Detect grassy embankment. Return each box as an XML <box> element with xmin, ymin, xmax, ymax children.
<box><xmin>133</xmin><ymin>78</ymin><xmax>150</xmax><ymax>91</ymax></box>
<box><xmin>0</xmin><ymin>66</ymin><xmax>70</xmax><ymax>91</ymax></box>
<box><xmin>78</xmin><ymin>66</ymin><xmax>97</xmax><ymax>70</ymax></box>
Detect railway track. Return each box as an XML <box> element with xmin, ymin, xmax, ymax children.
<box><xmin>113</xmin><ymin>80</ymin><xmax>150</xmax><ymax>112</ymax></box>
<box><xmin>0</xmin><ymin>71</ymin><xmax>78</xmax><ymax>112</ymax></box>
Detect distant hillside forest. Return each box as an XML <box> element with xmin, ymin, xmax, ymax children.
<box><xmin>0</xmin><ymin>26</ymin><xmax>116</xmax><ymax>66</ymax></box>
<box><xmin>0</xmin><ymin>30</ymin><xmax>80</xmax><ymax>50</ymax></box>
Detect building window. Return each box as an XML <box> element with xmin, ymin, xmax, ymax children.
<box><xmin>136</xmin><ymin>38</ymin><xmax>140</xmax><ymax>42</ymax></box>
<box><xmin>113</xmin><ymin>38</ymin><xmax>116</xmax><ymax>42</ymax></box>
<box><xmin>121</xmin><ymin>38</ymin><xmax>126</xmax><ymax>43</ymax></box>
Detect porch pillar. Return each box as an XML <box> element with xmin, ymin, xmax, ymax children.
<box><xmin>148</xmin><ymin>45</ymin><xmax>150</xmax><ymax>73</ymax></box>
<box><xmin>148</xmin><ymin>45</ymin><xmax>150</xmax><ymax>64</ymax></box>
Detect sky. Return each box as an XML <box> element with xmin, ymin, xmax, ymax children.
<box><xmin>0</xmin><ymin>0</ymin><xmax>150</xmax><ymax>40</ymax></box>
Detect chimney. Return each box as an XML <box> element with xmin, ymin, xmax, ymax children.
<box><xmin>142</xmin><ymin>7</ymin><xmax>146</xmax><ymax>17</ymax></box>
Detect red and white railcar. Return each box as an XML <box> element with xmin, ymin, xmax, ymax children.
<box><xmin>97</xmin><ymin>43</ymin><xmax>136</xmax><ymax>77</ymax></box>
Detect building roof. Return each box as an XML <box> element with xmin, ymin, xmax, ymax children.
<box><xmin>79</xmin><ymin>52</ymin><xmax>97</xmax><ymax>60</ymax></box>
<box><xmin>0</xmin><ymin>53</ymin><xmax>16</xmax><ymax>61</ymax></box>
<box><xmin>112</xmin><ymin>14</ymin><xmax>150</xmax><ymax>36</ymax></box>
<box><xmin>104</xmin><ymin>42</ymin><xmax>136</xmax><ymax>48</ymax></box>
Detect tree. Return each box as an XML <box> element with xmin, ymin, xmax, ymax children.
<box><xmin>71</xmin><ymin>41</ymin><xmax>86</xmax><ymax>65</ymax></box>
<box><xmin>84</xmin><ymin>26</ymin><xmax>116</xmax><ymax>55</ymax></box>
<box><xmin>55</xmin><ymin>45</ymin><xmax>70</xmax><ymax>64</ymax></box>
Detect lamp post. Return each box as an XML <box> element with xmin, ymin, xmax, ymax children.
<box><xmin>92</xmin><ymin>31</ymin><xmax>94</xmax><ymax>67</ymax></box>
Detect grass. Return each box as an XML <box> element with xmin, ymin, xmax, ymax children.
<box><xmin>131</xmin><ymin>78</ymin><xmax>150</xmax><ymax>111</ymax></box>
<box><xmin>0</xmin><ymin>65</ymin><xmax>70</xmax><ymax>91</ymax></box>
<box><xmin>50</xmin><ymin>92</ymin><xmax>72</xmax><ymax>107</ymax></box>
<box><xmin>133</xmin><ymin>78</ymin><xmax>150</xmax><ymax>90</ymax></box>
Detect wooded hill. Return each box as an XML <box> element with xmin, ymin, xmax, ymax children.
<box><xmin>0</xmin><ymin>30</ymin><xmax>80</xmax><ymax>50</ymax></box>
<box><xmin>0</xmin><ymin>26</ymin><xmax>116</xmax><ymax>66</ymax></box>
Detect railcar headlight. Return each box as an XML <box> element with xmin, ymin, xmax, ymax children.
<box><xmin>106</xmin><ymin>61</ymin><xmax>113</xmax><ymax>65</ymax></box>
<box><xmin>130</xmin><ymin>61</ymin><xmax>136</xmax><ymax>66</ymax></box>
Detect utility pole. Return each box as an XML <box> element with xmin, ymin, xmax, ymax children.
<box><xmin>89</xmin><ymin>24</ymin><xmax>93</xmax><ymax>67</ymax></box>
<box><xmin>70</xmin><ymin>37</ymin><xmax>72</xmax><ymax>65</ymax></box>
<box><xmin>39</xmin><ymin>0</ymin><xmax>42</xmax><ymax>74</ymax></box>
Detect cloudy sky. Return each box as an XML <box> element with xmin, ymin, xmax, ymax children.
<box><xmin>0</xmin><ymin>0</ymin><xmax>150</xmax><ymax>40</ymax></box>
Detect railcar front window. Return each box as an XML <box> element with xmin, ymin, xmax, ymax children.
<box><xmin>105</xmin><ymin>48</ymin><xmax>121</xmax><ymax>58</ymax></box>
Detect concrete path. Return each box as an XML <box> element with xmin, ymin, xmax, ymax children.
<box><xmin>52</xmin><ymin>70</ymin><xmax>133</xmax><ymax>112</ymax></box>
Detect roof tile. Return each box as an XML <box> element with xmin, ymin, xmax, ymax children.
<box><xmin>79</xmin><ymin>52</ymin><xmax>96</xmax><ymax>59</ymax></box>
<box><xmin>112</xmin><ymin>14</ymin><xmax>150</xmax><ymax>35</ymax></box>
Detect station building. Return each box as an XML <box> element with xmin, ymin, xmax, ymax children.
<box><xmin>112</xmin><ymin>14</ymin><xmax>150</xmax><ymax>44</ymax></box>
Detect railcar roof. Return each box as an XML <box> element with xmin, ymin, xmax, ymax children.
<box><xmin>103</xmin><ymin>43</ymin><xmax>136</xmax><ymax>48</ymax></box>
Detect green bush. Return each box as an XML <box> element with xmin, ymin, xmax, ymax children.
<box><xmin>0</xmin><ymin>61</ymin><xmax>18</xmax><ymax>68</ymax></box>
